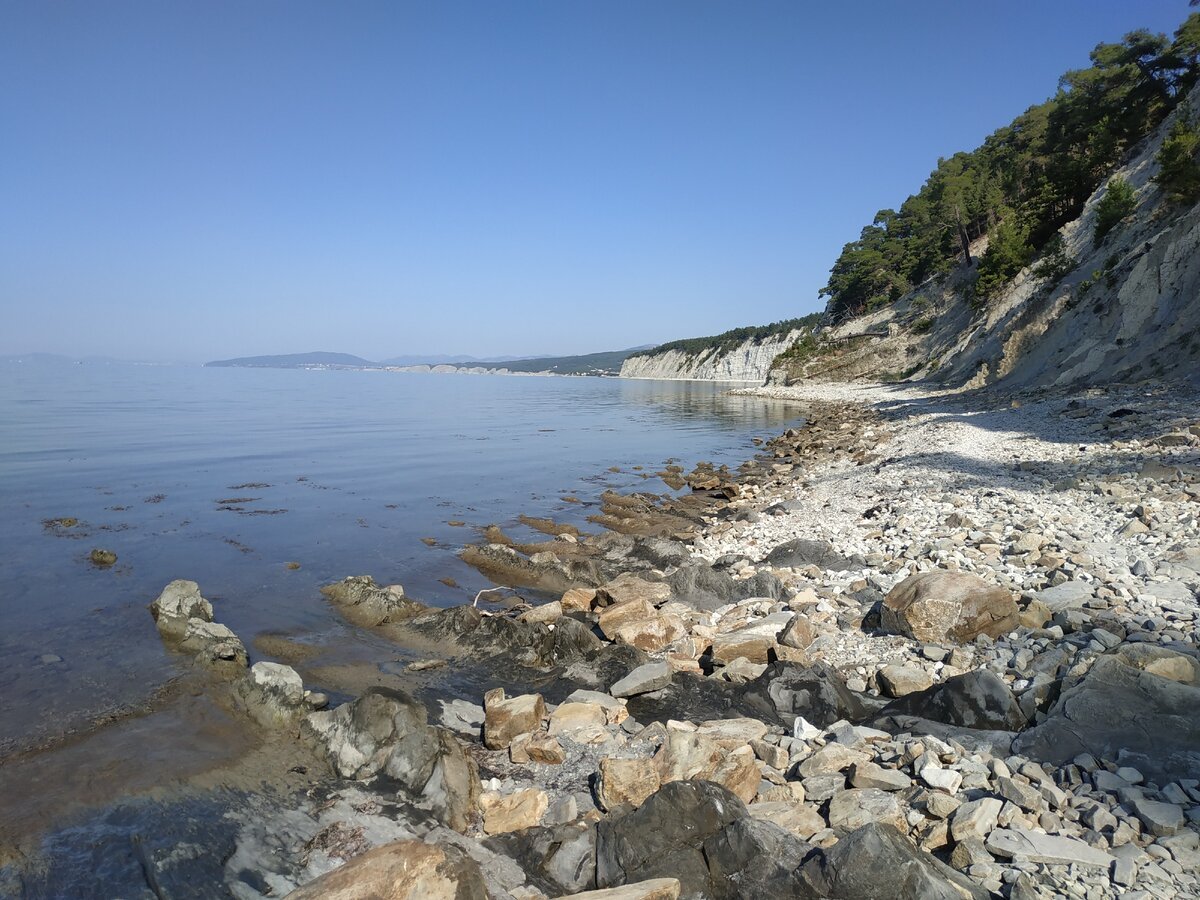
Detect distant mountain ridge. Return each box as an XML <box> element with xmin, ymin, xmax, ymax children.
<box><xmin>205</xmin><ymin>352</ymin><xmax>377</xmax><ymax>369</ymax></box>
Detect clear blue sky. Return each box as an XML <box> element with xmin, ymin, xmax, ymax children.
<box><xmin>0</xmin><ymin>1</ymin><xmax>1191</xmax><ymax>362</ymax></box>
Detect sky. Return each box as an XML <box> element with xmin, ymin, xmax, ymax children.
<box><xmin>0</xmin><ymin>1</ymin><xmax>1192</xmax><ymax>363</ymax></box>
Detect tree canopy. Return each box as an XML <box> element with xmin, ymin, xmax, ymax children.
<box><xmin>820</xmin><ymin>14</ymin><xmax>1200</xmax><ymax>319</ymax></box>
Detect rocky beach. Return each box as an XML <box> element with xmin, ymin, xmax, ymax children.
<box><xmin>7</xmin><ymin>378</ymin><xmax>1197</xmax><ymax>899</ymax></box>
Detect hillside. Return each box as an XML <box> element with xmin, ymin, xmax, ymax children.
<box><xmin>205</xmin><ymin>352</ymin><xmax>378</xmax><ymax>369</ymax></box>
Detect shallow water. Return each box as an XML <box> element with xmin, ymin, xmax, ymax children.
<box><xmin>0</xmin><ymin>361</ymin><xmax>801</xmax><ymax>754</ymax></box>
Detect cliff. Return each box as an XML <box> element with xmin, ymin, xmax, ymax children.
<box><xmin>620</xmin><ymin>326</ymin><xmax>812</xmax><ymax>382</ymax></box>
<box><xmin>771</xmin><ymin>83</ymin><xmax>1200</xmax><ymax>392</ymax></box>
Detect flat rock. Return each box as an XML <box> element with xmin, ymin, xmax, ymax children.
<box><xmin>985</xmin><ymin>828</ymin><xmax>1114</xmax><ymax>870</ymax></box>
<box><xmin>484</xmin><ymin>692</ymin><xmax>546</xmax><ymax>750</ymax></box>
<box><xmin>711</xmin><ymin>612</ymin><xmax>793</xmax><ymax>664</ymax></box>
<box><xmin>481</xmin><ymin>788</ymin><xmax>549</xmax><ymax>834</ymax></box>
<box><xmin>877</xmin><ymin>664</ymin><xmax>933</xmax><ymax>698</ymax></box>
<box><xmin>553</xmin><ymin>879</ymin><xmax>681</xmax><ymax>900</ymax></box>
<box><xmin>610</xmin><ymin>662</ymin><xmax>673</xmax><ymax>698</ymax></box>
<box><xmin>284</xmin><ymin>839</ymin><xmax>487</xmax><ymax>900</ymax></box>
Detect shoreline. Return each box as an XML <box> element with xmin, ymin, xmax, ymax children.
<box><xmin>4</xmin><ymin>379</ymin><xmax>1200</xmax><ymax>898</ymax></box>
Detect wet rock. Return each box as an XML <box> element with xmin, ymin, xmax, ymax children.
<box><xmin>595</xmin><ymin>780</ymin><xmax>746</xmax><ymax>898</ymax></box>
<box><xmin>797</xmin><ymin>822</ymin><xmax>989</xmax><ymax>899</ymax></box>
<box><xmin>89</xmin><ymin>548</ymin><xmax>117</xmax><ymax>567</ymax></box>
<box><xmin>610</xmin><ymin>661</ymin><xmax>672</xmax><ymax>698</ymax></box>
<box><xmin>304</xmin><ymin>687</ymin><xmax>479</xmax><ymax>832</ymax></box>
<box><xmin>180</xmin><ymin>620</ymin><xmax>248</xmax><ymax>669</ymax></box>
<box><xmin>1013</xmin><ymin>644</ymin><xmax>1200</xmax><ymax>781</ymax></box>
<box><xmin>876</xmin><ymin>669</ymin><xmax>1027</xmax><ymax>732</ymax></box>
<box><xmin>150</xmin><ymin>579</ymin><xmax>214</xmax><ymax>641</ymax></box>
<box><xmin>284</xmin><ymin>838</ymin><xmax>487</xmax><ymax>899</ymax></box>
<box><xmin>484</xmin><ymin>691</ymin><xmax>546</xmax><ymax>750</ymax></box>
<box><xmin>881</xmin><ymin>572</ymin><xmax>1018</xmax><ymax>644</ymax></box>
<box><xmin>762</xmin><ymin>538</ymin><xmax>858</xmax><ymax>572</ymax></box>
<box><xmin>320</xmin><ymin>575</ymin><xmax>426</xmax><ymax>627</ymax></box>
<box><xmin>235</xmin><ymin>661</ymin><xmax>306</xmax><ymax>727</ymax></box>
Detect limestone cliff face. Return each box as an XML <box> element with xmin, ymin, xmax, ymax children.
<box><xmin>620</xmin><ymin>330</ymin><xmax>805</xmax><ymax>382</ymax></box>
<box><xmin>770</xmin><ymin>82</ymin><xmax>1200</xmax><ymax>391</ymax></box>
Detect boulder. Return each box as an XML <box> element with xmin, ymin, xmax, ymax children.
<box><xmin>610</xmin><ymin>614</ymin><xmax>689</xmax><ymax>652</ymax></box>
<box><xmin>320</xmin><ymin>575</ymin><xmax>426</xmax><ymax>627</ymax></box>
<box><xmin>876</xmin><ymin>665</ymin><xmax>933</xmax><ymax>698</ymax></box>
<box><xmin>548</xmin><ymin>701</ymin><xmax>608</xmax><ymax>736</ymax></box>
<box><xmin>880</xmin><ymin>572</ymin><xmax>1018</xmax><ymax>644</ymax></box>
<box><xmin>597</xmin><ymin>574</ymin><xmax>672</xmax><ymax>607</ymax></box>
<box><xmin>597</xmin><ymin>757</ymin><xmax>662</xmax><ymax>811</ymax></box>
<box><xmin>1013</xmin><ymin>644</ymin><xmax>1200</xmax><ymax>781</ymax></box>
<box><xmin>235</xmin><ymin>661</ymin><xmax>306</xmax><ymax>726</ymax></box>
<box><xmin>484</xmin><ymin>691</ymin><xmax>546</xmax><ymax>750</ymax></box>
<box><xmin>876</xmin><ymin>669</ymin><xmax>1026</xmax><ymax>732</ymax></box>
<box><xmin>283</xmin><ymin>839</ymin><xmax>487</xmax><ymax>900</ymax></box>
<box><xmin>747</xmin><ymin>801</ymin><xmax>826</xmax><ymax>839</ymax></box>
<box><xmin>701</xmin><ymin>816</ymin><xmax>811</xmax><ymax>898</ymax></box>
<box><xmin>304</xmin><ymin>687</ymin><xmax>479</xmax><ymax>831</ymax></box>
<box><xmin>797</xmin><ymin>822</ymin><xmax>990</xmax><ymax>900</ymax></box>
<box><xmin>777</xmin><ymin>614</ymin><xmax>816</xmax><ymax>651</ymax></box>
<box><xmin>711</xmin><ymin>612</ymin><xmax>792</xmax><ymax>664</ymax></box>
<box><xmin>480</xmin><ymin>788</ymin><xmax>549</xmax><ymax>834</ymax></box>
<box><xmin>149</xmin><ymin>579</ymin><xmax>213</xmax><ymax>640</ymax></box>
<box><xmin>180</xmin><ymin>620</ymin><xmax>248</xmax><ymax>668</ymax></box>
<box><xmin>826</xmin><ymin>788</ymin><xmax>905</xmax><ymax>833</ymax></box>
<box><xmin>595</xmin><ymin>781</ymin><xmax>747</xmax><ymax>897</ymax></box>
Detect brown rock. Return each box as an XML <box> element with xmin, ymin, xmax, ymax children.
<box><xmin>1018</xmin><ymin>598</ymin><xmax>1052</xmax><ymax>630</ymax></box>
<box><xmin>284</xmin><ymin>839</ymin><xmax>486</xmax><ymax>899</ymax></box>
<box><xmin>552</xmin><ymin>879</ymin><xmax>681</xmax><ymax>900</ymax></box>
<box><xmin>548</xmin><ymin>701</ymin><xmax>608</xmax><ymax>736</ymax></box>
<box><xmin>597</xmin><ymin>598</ymin><xmax>658</xmax><ymax>638</ymax></box>
<box><xmin>710</xmin><ymin>612</ymin><xmax>792</xmax><ymax>664</ymax></box>
<box><xmin>611</xmin><ymin>614</ymin><xmax>688</xmax><ymax>652</ymax></box>
<box><xmin>596</xmin><ymin>757</ymin><xmax>662</xmax><ymax>811</ymax></box>
<box><xmin>881</xmin><ymin>572</ymin><xmax>1018</xmax><ymax>644</ymax></box>
<box><xmin>480</xmin><ymin>788</ymin><xmax>549</xmax><ymax>834</ymax></box>
<box><xmin>877</xmin><ymin>664</ymin><xmax>934</xmax><ymax>698</ymax></box>
<box><xmin>748</xmin><ymin>801</ymin><xmax>826</xmax><ymax>839</ymax></box>
<box><xmin>777</xmin><ymin>613</ymin><xmax>816</xmax><ymax>651</ymax></box>
<box><xmin>561</xmin><ymin>587</ymin><xmax>597</xmax><ymax>613</ymax></box>
<box><xmin>596</xmin><ymin>573</ymin><xmax>671</xmax><ymax>608</ymax></box>
<box><xmin>483</xmin><ymin>692</ymin><xmax>545</xmax><ymax>750</ymax></box>
<box><xmin>520</xmin><ymin>601</ymin><xmax>562</xmax><ymax>624</ymax></box>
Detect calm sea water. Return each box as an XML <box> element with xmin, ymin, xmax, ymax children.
<box><xmin>0</xmin><ymin>361</ymin><xmax>801</xmax><ymax>752</ymax></box>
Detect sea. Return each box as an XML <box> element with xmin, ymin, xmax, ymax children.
<box><xmin>0</xmin><ymin>360</ymin><xmax>803</xmax><ymax>756</ymax></box>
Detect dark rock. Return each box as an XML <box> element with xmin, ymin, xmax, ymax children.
<box><xmin>595</xmin><ymin>780</ymin><xmax>747</xmax><ymax>898</ymax></box>
<box><xmin>1013</xmin><ymin>644</ymin><xmax>1200</xmax><ymax>781</ymax></box>
<box><xmin>666</xmin><ymin>564</ymin><xmax>739</xmax><ymax>610</ymax></box>
<box><xmin>628</xmin><ymin>538</ymin><xmax>691</xmax><ymax>569</ymax></box>
<box><xmin>89</xmin><ymin>548</ymin><xmax>117</xmax><ymax>567</ymax></box>
<box><xmin>743</xmin><ymin>661</ymin><xmax>870</xmax><ymax>729</ymax></box>
<box><xmin>798</xmin><ymin>822</ymin><xmax>990</xmax><ymax>899</ymax></box>
<box><xmin>762</xmin><ymin>539</ymin><xmax>859</xmax><ymax>572</ymax></box>
<box><xmin>403</xmin><ymin>605</ymin><xmax>602</xmax><ymax>669</ymax></box>
<box><xmin>875</xmin><ymin>670</ymin><xmax>1027</xmax><ymax>732</ymax></box>
<box><xmin>484</xmin><ymin>821</ymin><xmax>597</xmax><ymax>895</ymax></box>
<box><xmin>702</xmin><ymin>816</ymin><xmax>812</xmax><ymax>899</ymax></box>
<box><xmin>320</xmin><ymin>575</ymin><xmax>428</xmax><ymax>627</ymax></box>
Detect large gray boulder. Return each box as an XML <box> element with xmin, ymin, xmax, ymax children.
<box><xmin>797</xmin><ymin>822</ymin><xmax>990</xmax><ymax>899</ymax></box>
<box><xmin>304</xmin><ymin>687</ymin><xmax>479</xmax><ymax>831</ymax></box>
<box><xmin>881</xmin><ymin>572</ymin><xmax>1018</xmax><ymax>644</ymax></box>
<box><xmin>484</xmin><ymin>822</ymin><xmax>597</xmax><ymax>896</ymax></box>
<box><xmin>701</xmin><ymin>816</ymin><xmax>811</xmax><ymax>899</ymax></box>
<box><xmin>1013</xmin><ymin>644</ymin><xmax>1200</xmax><ymax>781</ymax></box>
